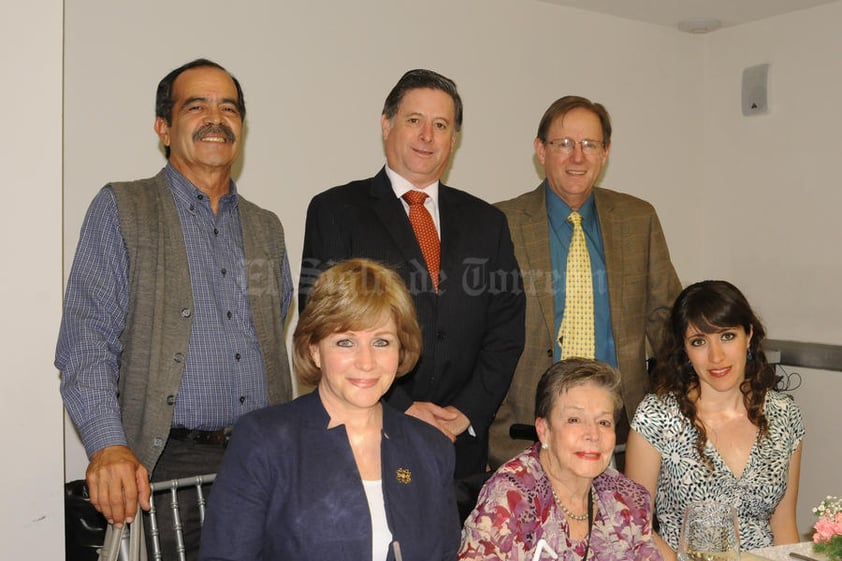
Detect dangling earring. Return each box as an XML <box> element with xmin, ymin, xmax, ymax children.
<box><xmin>747</xmin><ymin>348</ymin><xmax>754</xmax><ymax>361</ymax></box>
<box><xmin>541</xmin><ymin>442</ymin><xmax>549</xmax><ymax>450</ymax></box>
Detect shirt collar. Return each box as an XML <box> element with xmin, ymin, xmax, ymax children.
<box><xmin>544</xmin><ymin>181</ymin><xmax>595</xmax><ymax>226</ymax></box>
<box><xmin>385</xmin><ymin>165</ymin><xmax>440</xmax><ymax>207</ymax></box>
<box><xmin>164</xmin><ymin>163</ymin><xmax>239</xmax><ymax>210</ymax></box>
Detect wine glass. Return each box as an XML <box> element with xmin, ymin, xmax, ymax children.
<box><xmin>678</xmin><ymin>500</ymin><xmax>740</xmax><ymax>561</ymax></box>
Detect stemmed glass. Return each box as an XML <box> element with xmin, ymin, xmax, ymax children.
<box><xmin>678</xmin><ymin>500</ymin><xmax>741</xmax><ymax>561</ymax></box>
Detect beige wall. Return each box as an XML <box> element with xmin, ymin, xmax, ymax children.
<box><xmin>28</xmin><ymin>0</ymin><xmax>838</xmax><ymax>554</ymax></box>
<box><xmin>0</xmin><ymin>0</ymin><xmax>65</xmax><ymax>559</ymax></box>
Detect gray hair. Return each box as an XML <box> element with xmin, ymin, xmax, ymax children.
<box><xmin>534</xmin><ymin>358</ymin><xmax>623</xmax><ymax>421</ymax></box>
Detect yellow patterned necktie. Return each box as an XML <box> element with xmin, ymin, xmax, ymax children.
<box><xmin>559</xmin><ymin>211</ymin><xmax>595</xmax><ymax>359</ymax></box>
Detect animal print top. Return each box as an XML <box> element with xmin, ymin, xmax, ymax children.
<box><xmin>631</xmin><ymin>391</ymin><xmax>804</xmax><ymax>550</ymax></box>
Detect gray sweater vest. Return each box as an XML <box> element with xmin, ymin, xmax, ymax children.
<box><xmin>111</xmin><ymin>170</ymin><xmax>292</xmax><ymax>471</ymax></box>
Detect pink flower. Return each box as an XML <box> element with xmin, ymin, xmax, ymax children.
<box><xmin>814</xmin><ymin>519</ymin><xmax>834</xmax><ymax>543</ymax></box>
<box><xmin>814</xmin><ymin>513</ymin><xmax>842</xmax><ymax>543</ymax></box>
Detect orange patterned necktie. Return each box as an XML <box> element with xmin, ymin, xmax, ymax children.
<box><xmin>559</xmin><ymin>211</ymin><xmax>595</xmax><ymax>359</ymax></box>
<box><xmin>402</xmin><ymin>190</ymin><xmax>440</xmax><ymax>291</ymax></box>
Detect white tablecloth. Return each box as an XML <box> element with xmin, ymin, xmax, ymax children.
<box><xmin>746</xmin><ymin>541</ymin><xmax>827</xmax><ymax>561</ymax></box>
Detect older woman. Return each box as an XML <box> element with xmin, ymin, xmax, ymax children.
<box><xmin>459</xmin><ymin>358</ymin><xmax>661</xmax><ymax>561</ymax></box>
<box><xmin>625</xmin><ymin>280</ymin><xmax>804</xmax><ymax>560</ymax></box>
<box><xmin>199</xmin><ymin>258</ymin><xmax>460</xmax><ymax>561</ymax></box>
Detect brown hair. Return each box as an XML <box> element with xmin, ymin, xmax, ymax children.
<box><xmin>293</xmin><ymin>258</ymin><xmax>422</xmax><ymax>387</ymax></box>
<box><xmin>536</xmin><ymin>95</ymin><xmax>611</xmax><ymax>145</ymax></box>
<box><xmin>652</xmin><ymin>280</ymin><xmax>778</xmax><ymax>468</ymax></box>
<box><xmin>382</xmin><ymin>69</ymin><xmax>463</xmax><ymax>132</ymax></box>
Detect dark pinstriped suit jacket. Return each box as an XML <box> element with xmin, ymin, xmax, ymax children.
<box><xmin>299</xmin><ymin>167</ymin><xmax>526</xmax><ymax>477</ymax></box>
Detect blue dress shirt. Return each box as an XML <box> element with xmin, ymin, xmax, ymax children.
<box><xmin>546</xmin><ymin>183</ymin><xmax>617</xmax><ymax>366</ymax></box>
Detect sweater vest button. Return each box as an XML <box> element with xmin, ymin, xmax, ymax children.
<box><xmin>153</xmin><ymin>437</ymin><xmax>164</xmax><ymax>448</ymax></box>
<box><xmin>174</xmin><ymin>352</ymin><xmax>184</xmax><ymax>363</ymax></box>
<box><xmin>181</xmin><ymin>308</ymin><xmax>191</xmax><ymax>318</ymax></box>
<box><xmin>166</xmin><ymin>395</ymin><xmax>176</xmax><ymax>405</ymax></box>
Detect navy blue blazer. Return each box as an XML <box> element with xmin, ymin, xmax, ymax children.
<box><xmin>199</xmin><ymin>391</ymin><xmax>460</xmax><ymax>561</ymax></box>
<box><xmin>299</xmin><ymin>168</ymin><xmax>526</xmax><ymax>477</ymax></box>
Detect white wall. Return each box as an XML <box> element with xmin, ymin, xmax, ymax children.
<box><xmin>785</xmin><ymin>366</ymin><xmax>841</xmax><ymax>538</ymax></box>
<box><xmin>49</xmin><ymin>0</ymin><xmax>842</xmax><ymax>552</ymax></box>
<box><xmin>702</xmin><ymin>1</ymin><xmax>842</xmax><ymax>345</ymax></box>
<box><xmin>0</xmin><ymin>1</ymin><xmax>65</xmax><ymax>559</ymax></box>
<box><xmin>62</xmin><ymin>0</ymin><xmax>707</xmax><ymax>478</ymax></box>
<box><xmin>701</xmin><ymin>1</ymin><xmax>842</xmax><ymax>534</ymax></box>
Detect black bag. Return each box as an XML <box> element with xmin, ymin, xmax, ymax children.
<box><xmin>65</xmin><ymin>479</ymin><xmax>108</xmax><ymax>561</ymax></box>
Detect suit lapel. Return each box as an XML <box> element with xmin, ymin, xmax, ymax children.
<box><xmin>437</xmin><ymin>185</ymin><xmax>461</xmax><ymax>282</ymax></box>
<box><xmin>594</xmin><ymin>188</ymin><xmax>624</xmax><ymax>336</ymax></box>
<box><xmin>519</xmin><ymin>185</ymin><xmax>556</xmax><ymax>337</ymax></box>
<box><xmin>369</xmin><ymin>169</ymin><xmax>438</xmax><ymax>289</ymax></box>
<box><xmin>369</xmin><ymin>170</ymin><xmax>427</xmax><ymax>265</ymax></box>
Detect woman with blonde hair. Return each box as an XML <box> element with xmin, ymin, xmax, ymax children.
<box><xmin>201</xmin><ymin>258</ymin><xmax>460</xmax><ymax>561</ymax></box>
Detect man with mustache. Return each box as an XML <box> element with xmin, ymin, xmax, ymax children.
<box><xmin>56</xmin><ymin>59</ymin><xmax>293</xmax><ymax>560</ymax></box>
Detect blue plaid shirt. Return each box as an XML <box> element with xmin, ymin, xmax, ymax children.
<box><xmin>56</xmin><ymin>165</ymin><xmax>292</xmax><ymax>457</ymax></box>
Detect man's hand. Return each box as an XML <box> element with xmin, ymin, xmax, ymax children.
<box><xmin>86</xmin><ymin>445</ymin><xmax>150</xmax><ymax>527</ymax></box>
<box><xmin>438</xmin><ymin>405</ymin><xmax>471</xmax><ymax>437</ymax></box>
<box><xmin>406</xmin><ymin>402</ymin><xmax>470</xmax><ymax>442</ymax></box>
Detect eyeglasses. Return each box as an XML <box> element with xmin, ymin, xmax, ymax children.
<box><xmin>545</xmin><ymin>137</ymin><xmax>605</xmax><ymax>155</ymax></box>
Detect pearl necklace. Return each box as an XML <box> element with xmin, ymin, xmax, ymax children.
<box><xmin>552</xmin><ymin>486</ymin><xmax>594</xmax><ymax>521</ymax></box>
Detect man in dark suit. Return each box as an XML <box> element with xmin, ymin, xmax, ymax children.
<box><xmin>300</xmin><ymin>69</ymin><xmax>525</xmax><ymax>478</ymax></box>
<box><xmin>488</xmin><ymin>96</ymin><xmax>681</xmax><ymax>468</ymax></box>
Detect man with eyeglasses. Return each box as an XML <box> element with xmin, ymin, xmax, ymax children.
<box><xmin>487</xmin><ymin>95</ymin><xmax>681</xmax><ymax>469</ymax></box>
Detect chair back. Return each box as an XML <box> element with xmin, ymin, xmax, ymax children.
<box><xmin>146</xmin><ymin>473</ymin><xmax>216</xmax><ymax>561</ymax></box>
<box><xmin>97</xmin><ymin>473</ymin><xmax>216</xmax><ymax>561</ymax></box>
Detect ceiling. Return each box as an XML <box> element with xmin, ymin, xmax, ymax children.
<box><xmin>537</xmin><ymin>0</ymin><xmax>839</xmax><ymax>31</ymax></box>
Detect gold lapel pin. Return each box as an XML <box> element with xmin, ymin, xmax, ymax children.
<box><xmin>395</xmin><ymin>468</ymin><xmax>412</xmax><ymax>484</ymax></box>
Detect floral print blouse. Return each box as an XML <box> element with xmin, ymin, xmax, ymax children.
<box><xmin>458</xmin><ymin>443</ymin><xmax>662</xmax><ymax>560</ymax></box>
<box><xmin>631</xmin><ymin>391</ymin><xmax>805</xmax><ymax>551</ymax></box>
